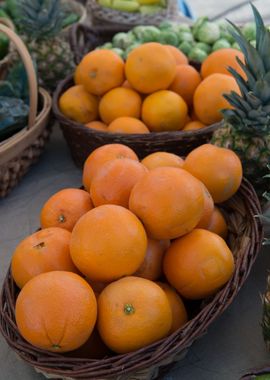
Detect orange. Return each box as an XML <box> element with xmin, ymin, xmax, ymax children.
<box><xmin>40</xmin><ymin>188</ymin><xmax>93</xmax><ymax>232</ymax></box>
<box><xmin>97</xmin><ymin>276</ymin><xmax>172</xmax><ymax>353</ymax></box>
<box><xmin>107</xmin><ymin>117</ymin><xmax>150</xmax><ymax>134</ymax></box>
<box><xmin>85</xmin><ymin>121</ymin><xmax>107</xmax><ymax>131</ymax></box>
<box><xmin>125</xmin><ymin>43</ymin><xmax>176</xmax><ymax>94</ymax></box>
<box><xmin>82</xmin><ymin>144</ymin><xmax>139</xmax><ymax>191</ymax></box>
<box><xmin>201</xmin><ymin>48</ymin><xmax>246</xmax><ymax>79</ymax></box>
<box><xmin>193</xmin><ymin>73</ymin><xmax>240</xmax><ymax>125</ymax></box>
<box><xmin>90</xmin><ymin>158</ymin><xmax>148</xmax><ymax>208</ymax></box>
<box><xmin>59</xmin><ymin>85</ymin><xmax>98</xmax><ymax>124</ymax></box>
<box><xmin>196</xmin><ymin>185</ymin><xmax>214</xmax><ymax>229</ymax></box>
<box><xmin>135</xmin><ymin>238</ymin><xmax>170</xmax><ymax>281</ymax></box>
<box><xmin>183</xmin><ymin>144</ymin><xmax>243</xmax><ymax>203</ymax></box>
<box><xmin>169</xmin><ymin>65</ymin><xmax>201</xmax><ymax>107</ymax></box>
<box><xmin>165</xmin><ymin>45</ymin><xmax>188</xmax><ymax>65</ymax></box>
<box><xmin>142</xmin><ymin>90</ymin><xmax>188</xmax><ymax>132</ymax></box>
<box><xmin>163</xmin><ymin>229</ymin><xmax>235</xmax><ymax>299</ymax></box>
<box><xmin>99</xmin><ymin>87</ymin><xmax>142</xmax><ymax>125</ymax></box>
<box><xmin>207</xmin><ymin>206</ymin><xmax>228</xmax><ymax>239</ymax></box>
<box><xmin>11</xmin><ymin>228</ymin><xmax>78</xmax><ymax>289</ymax></box>
<box><xmin>183</xmin><ymin>121</ymin><xmax>206</xmax><ymax>131</ymax></box>
<box><xmin>15</xmin><ymin>271</ymin><xmax>97</xmax><ymax>352</ymax></box>
<box><xmin>156</xmin><ymin>282</ymin><xmax>188</xmax><ymax>333</ymax></box>
<box><xmin>70</xmin><ymin>205</ymin><xmax>147</xmax><ymax>282</ymax></box>
<box><xmin>141</xmin><ymin>152</ymin><xmax>184</xmax><ymax>170</ymax></box>
<box><xmin>74</xmin><ymin>49</ymin><xmax>125</xmax><ymax>96</ymax></box>
<box><xmin>129</xmin><ymin>167</ymin><xmax>204</xmax><ymax>240</ymax></box>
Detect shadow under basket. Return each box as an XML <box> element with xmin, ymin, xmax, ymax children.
<box><xmin>53</xmin><ymin>75</ymin><xmax>220</xmax><ymax>168</ymax></box>
<box><xmin>0</xmin><ymin>178</ymin><xmax>263</xmax><ymax>380</ymax></box>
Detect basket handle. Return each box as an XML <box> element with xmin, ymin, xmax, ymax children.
<box><xmin>0</xmin><ymin>22</ymin><xmax>38</xmax><ymax>129</ymax></box>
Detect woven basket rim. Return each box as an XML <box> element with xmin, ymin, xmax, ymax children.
<box><xmin>0</xmin><ymin>178</ymin><xmax>263</xmax><ymax>379</ymax></box>
<box><xmin>53</xmin><ymin>74</ymin><xmax>222</xmax><ymax>140</ymax></box>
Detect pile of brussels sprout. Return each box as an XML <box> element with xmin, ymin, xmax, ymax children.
<box><xmin>96</xmin><ymin>17</ymin><xmax>258</xmax><ymax>62</ymax></box>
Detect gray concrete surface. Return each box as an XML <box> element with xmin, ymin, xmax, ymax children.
<box><xmin>1</xmin><ymin>1</ymin><xmax>270</xmax><ymax>379</ymax></box>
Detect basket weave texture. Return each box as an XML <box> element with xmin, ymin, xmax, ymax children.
<box><xmin>0</xmin><ymin>25</ymin><xmax>52</xmax><ymax>198</ymax></box>
<box><xmin>0</xmin><ymin>178</ymin><xmax>263</xmax><ymax>380</ymax></box>
<box><xmin>86</xmin><ymin>0</ymin><xmax>182</xmax><ymax>27</ymax></box>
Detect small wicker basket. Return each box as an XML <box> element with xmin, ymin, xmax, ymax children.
<box><xmin>86</xmin><ymin>0</ymin><xmax>186</xmax><ymax>27</ymax></box>
<box><xmin>0</xmin><ymin>178</ymin><xmax>263</xmax><ymax>379</ymax></box>
<box><xmin>0</xmin><ymin>24</ymin><xmax>52</xmax><ymax>198</ymax></box>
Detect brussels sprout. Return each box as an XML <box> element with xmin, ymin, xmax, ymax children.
<box><xmin>96</xmin><ymin>42</ymin><xmax>113</xmax><ymax>50</ymax></box>
<box><xmin>178</xmin><ymin>41</ymin><xmax>193</xmax><ymax>55</ymax></box>
<box><xmin>140</xmin><ymin>5</ymin><xmax>164</xmax><ymax>14</ymax></box>
<box><xmin>196</xmin><ymin>21</ymin><xmax>220</xmax><ymax>44</ymax></box>
<box><xmin>111</xmin><ymin>48</ymin><xmax>125</xmax><ymax>59</ymax></box>
<box><xmin>178</xmin><ymin>31</ymin><xmax>194</xmax><ymax>43</ymax></box>
<box><xmin>159</xmin><ymin>30</ymin><xmax>179</xmax><ymax>46</ymax></box>
<box><xmin>175</xmin><ymin>23</ymin><xmax>192</xmax><ymax>33</ymax></box>
<box><xmin>217</xmin><ymin>20</ymin><xmax>235</xmax><ymax>44</ymax></box>
<box><xmin>192</xmin><ymin>16</ymin><xmax>208</xmax><ymax>38</ymax></box>
<box><xmin>194</xmin><ymin>42</ymin><xmax>211</xmax><ymax>54</ymax></box>
<box><xmin>159</xmin><ymin>20</ymin><xmax>176</xmax><ymax>30</ymax></box>
<box><xmin>232</xmin><ymin>41</ymin><xmax>241</xmax><ymax>51</ymax></box>
<box><xmin>112</xmin><ymin>32</ymin><xmax>136</xmax><ymax>49</ymax></box>
<box><xmin>212</xmin><ymin>38</ymin><xmax>231</xmax><ymax>51</ymax></box>
<box><xmin>132</xmin><ymin>25</ymin><xmax>146</xmax><ymax>40</ymax></box>
<box><xmin>124</xmin><ymin>42</ymin><xmax>141</xmax><ymax>59</ymax></box>
<box><xmin>188</xmin><ymin>47</ymin><xmax>208</xmax><ymax>63</ymax></box>
<box><xmin>242</xmin><ymin>22</ymin><xmax>256</xmax><ymax>41</ymax></box>
<box><xmin>139</xmin><ymin>26</ymin><xmax>161</xmax><ymax>42</ymax></box>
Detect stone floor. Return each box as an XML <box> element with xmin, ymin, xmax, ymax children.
<box><xmin>1</xmin><ymin>1</ymin><xmax>270</xmax><ymax>380</ymax></box>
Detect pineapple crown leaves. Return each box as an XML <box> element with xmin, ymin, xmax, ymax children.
<box><xmin>221</xmin><ymin>4</ymin><xmax>270</xmax><ymax>137</ymax></box>
<box><xmin>17</xmin><ymin>0</ymin><xmax>65</xmax><ymax>40</ymax></box>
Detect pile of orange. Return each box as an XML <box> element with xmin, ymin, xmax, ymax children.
<box><xmin>11</xmin><ymin>142</ymin><xmax>242</xmax><ymax>356</ymax></box>
<box><xmin>59</xmin><ymin>44</ymin><xmax>244</xmax><ymax>133</ymax></box>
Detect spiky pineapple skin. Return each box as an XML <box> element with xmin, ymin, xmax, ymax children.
<box><xmin>24</xmin><ymin>36</ymin><xmax>75</xmax><ymax>93</ymax></box>
<box><xmin>212</xmin><ymin>124</ymin><xmax>270</xmax><ymax>197</ymax></box>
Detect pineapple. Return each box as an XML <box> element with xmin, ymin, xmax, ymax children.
<box><xmin>16</xmin><ymin>0</ymin><xmax>75</xmax><ymax>92</ymax></box>
<box><xmin>212</xmin><ymin>5</ymin><xmax>270</xmax><ymax>197</ymax></box>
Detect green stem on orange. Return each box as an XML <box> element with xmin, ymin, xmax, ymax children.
<box><xmin>124</xmin><ymin>303</ymin><xmax>135</xmax><ymax>315</ymax></box>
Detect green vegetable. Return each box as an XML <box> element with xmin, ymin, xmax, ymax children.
<box><xmin>196</xmin><ymin>21</ymin><xmax>220</xmax><ymax>44</ymax></box>
<box><xmin>111</xmin><ymin>47</ymin><xmax>125</xmax><ymax>59</ymax></box>
<box><xmin>188</xmin><ymin>47</ymin><xmax>207</xmax><ymax>63</ymax></box>
<box><xmin>159</xmin><ymin>30</ymin><xmax>179</xmax><ymax>46</ymax></box>
<box><xmin>139</xmin><ymin>26</ymin><xmax>161</xmax><ymax>42</ymax></box>
<box><xmin>178</xmin><ymin>41</ymin><xmax>193</xmax><ymax>55</ymax></box>
<box><xmin>101</xmin><ymin>42</ymin><xmax>113</xmax><ymax>49</ymax></box>
<box><xmin>0</xmin><ymin>96</ymin><xmax>29</xmax><ymax>141</ymax></box>
<box><xmin>178</xmin><ymin>31</ymin><xmax>194</xmax><ymax>43</ymax></box>
<box><xmin>5</xmin><ymin>0</ymin><xmax>19</xmax><ymax>19</ymax></box>
<box><xmin>0</xmin><ymin>34</ymin><xmax>9</xmax><ymax>60</ymax></box>
<box><xmin>242</xmin><ymin>22</ymin><xmax>256</xmax><ymax>41</ymax></box>
<box><xmin>111</xmin><ymin>0</ymin><xmax>140</xmax><ymax>11</ymax></box>
<box><xmin>194</xmin><ymin>42</ymin><xmax>211</xmax><ymax>53</ymax></box>
<box><xmin>112</xmin><ymin>32</ymin><xmax>136</xmax><ymax>49</ymax></box>
<box><xmin>124</xmin><ymin>42</ymin><xmax>141</xmax><ymax>59</ymax></box>
<box><xmin>132</xmin><ymin>25</ymin><xmax>146</xmax><ymax>40</ymax></box>
<box><xmin>192</xmin><ymin>16</ymin><xmax>208</xmax><ymax>38</ymax></box>
<box><xmin>232</xmin><ymin>41</ymin><xmax>241</xmax><ymax>51</ymax></box>
<box><xmin>212</xmin><ymin>38</ymin><xmax>231</xmax><ymax>51</ymax></box>
<box><xmin>218</xmin><ymin>19</ymin><xmax>235</xmax><ymax>43</ymax></box>
<box><xmin>159</xmin><ymin>20</ymin><xmax>175</xmax><ymax>30</ymax></box>
<box><xmin>175</xmin><ymin>23</ymin><xmax>191</xmax><ymax>33</ymax></box>
<box><xmin>139</xmin><ymin>5</ymin><xmax>164</xmax><ymax>14</ymax></box>
<box><xmin>250</xmin><ymin>39</ymin><xmax>256</xmax><ymax>48</ymax></box>
<box><xmin>0</xmin><ymin>8</ymin><xmax>10</xmax><ymax>19</ymax></box>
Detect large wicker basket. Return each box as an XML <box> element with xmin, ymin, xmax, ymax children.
<box><xmin>86</xmin><ymin>0</ymin><xmax>186</xmax><ymax>27</ymax></box>
<box><xmin>54</xmin><ymin>23</ymin><xmax>219</xmax><ymax>167</ymax></box>
<box><xmin>0</xmin><ymin>24</ymin><xmax>52</xmax><ymax>198</ymax></box>
<box><xmin>0</xmin><ymin>178</ymin><xmax>263</xmax><ymax>379</ymax></box>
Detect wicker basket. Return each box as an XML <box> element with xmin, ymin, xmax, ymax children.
<box><xmin>0</xmin><ymin>178</ymin><xmax>263</xmax><ymax>380</ymax></box>
<box><xmin>86</xmin><ymin>0</ymin><xmax>187</xmax><ymax>27</ymax></box>
<box><xmin>55</xmin><ymin>24</ymin><xmax>218</xmax><ymax>167</ymax></box>
<box><xmin>241</xmin><ymin>367</ymin><xmax>270</xmax><ymax>379</ymax></box>
<box><xmin>0</xmin><ymin>24</ymin><xmax>52</xmax><ymax>198</ymax></box>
